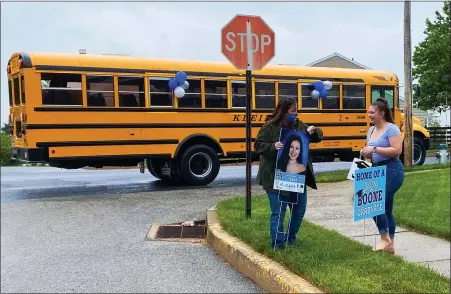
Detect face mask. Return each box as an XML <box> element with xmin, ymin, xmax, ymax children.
<box><xmin>287</xmin><ymin>113</ymin><xmax>298</xmax><ymax>124</ymax></box>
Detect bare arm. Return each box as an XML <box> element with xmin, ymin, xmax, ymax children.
<box><xmin>374</xmin><ymin>135</ymin><xmax>403</xmax><ymax>157</ymax></box>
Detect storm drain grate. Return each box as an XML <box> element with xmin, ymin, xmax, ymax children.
<box><xmin>146</xmin><ymin>220</ymin><xmax>206</xmax><ymax>243</ymax></box>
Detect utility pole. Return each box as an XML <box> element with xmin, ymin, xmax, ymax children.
<box><xmin>404</xmin><ymin>0</ymin><xmax>413</xmax><ymax>167</ymax></box>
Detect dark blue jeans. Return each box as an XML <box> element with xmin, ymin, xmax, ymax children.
<box><xmin>267</xmin><ymin>190</ymin><xmax>307</xmax><ymax>248</ymax></box>
<box><xmin>372</xmin><ymin>158</ymin><xmax>404</xmax><ymax>239</ymax></box>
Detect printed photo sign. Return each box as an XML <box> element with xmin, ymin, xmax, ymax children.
<box><xmin>273</xmin><ymin>128</ymin><xmax>310</xmax><ymax>194</ymax></box>
<box><xmin>353</xmin><ymin>165</ymin><xmax>386</xmax><ymax>222</ymax></box>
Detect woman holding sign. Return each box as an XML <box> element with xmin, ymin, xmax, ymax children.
<box><xmin>254</xmin><ymin>98</ymin><xmax>323</xmax><ymax>249</ymax></box>
<box><xmin>361</xmin><ymin>97</ymin><xmax>404</xmax><ymax>253</ymax></box>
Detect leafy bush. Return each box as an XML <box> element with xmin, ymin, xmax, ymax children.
<box><xmin>1</xmin><ymin>132</ymin><xmax>14</xmax><ymax>166</ymax></box>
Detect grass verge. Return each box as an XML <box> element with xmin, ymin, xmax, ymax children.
<box><xmin>316</xmin><ymin>163</ymin><xmax>450</xmax><ymax>183</ymax></box>
<box><xmin>395</xmin><ymin>169</ymin><xmax>450</xmax><ymax>240</ymax></box>
<box><xmin>217</xmin><ymin>196</ymin><xmax>450</xmax><ymax>293</ymax></box>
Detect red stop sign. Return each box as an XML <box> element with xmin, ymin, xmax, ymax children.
<box><xmin>221</xmin><ymin>14</ymin><xmax>275</xmax><ymax>71</ymax></box>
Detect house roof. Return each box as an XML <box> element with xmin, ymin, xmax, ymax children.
<box><xmin>305</xmin><ymin>52</ymin><xmax>372</xmax><ymax>69</ymax></box>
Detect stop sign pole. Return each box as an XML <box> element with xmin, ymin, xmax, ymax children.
<box><xmin>221</xmin><ymin>15</ymin><xmax>275</xmax><ymax>218</ymax></box>
<box><xmin>245</xmin><ymin>20</ymin><xmax>253</xmax><ymax>219</ymax></box>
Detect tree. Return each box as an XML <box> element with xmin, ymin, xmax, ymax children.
<box><xmin>1</xmin><ymin>123</ymin><xmax>11</xmax><ymax>134</ymax></box>
<box><xmin>412</xmin><ymin>1</ymin><xmax>451</xmax><ymax>112</ymax></box>
<box><xmin>426</xmin><ymin>116</ymin><xmax>441</xmax><ymax>127</ymax></box>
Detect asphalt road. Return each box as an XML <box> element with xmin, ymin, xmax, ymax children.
<box><xmin>0</xmin><ymin>160</ymin><xmax>357</xmax><ymax>202</ymax></box>
<box><xmin>0</xmin><ymin>158</ymin><xmax>436</xmax><ymax>293</ymax></box>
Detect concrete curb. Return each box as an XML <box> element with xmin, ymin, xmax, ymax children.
<box><xmin>206</xmin><ymin>207</ymin><xmax>324</xmax><ymax>294</ymax></box>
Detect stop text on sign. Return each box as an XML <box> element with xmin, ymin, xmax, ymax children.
<box><xmin>224</xmin><ymin>32</ymin><xmax>272</xmax><ymax>54</ymax></box>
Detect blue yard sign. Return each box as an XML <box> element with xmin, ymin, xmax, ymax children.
<box><xmin>353</xmin><ymin>165</ymin><xmax>386</xmax><ymax>222</ymax></box>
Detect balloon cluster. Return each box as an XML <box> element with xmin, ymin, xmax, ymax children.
<box><xmin>308</xmin><ymin>80</ymin><xmax>332</xmax><ymax>99</ymax></box>
<box><xmin>168</xmin><ymin>71</ymin><xmax>189</xmax><ymax>98</ymax></box>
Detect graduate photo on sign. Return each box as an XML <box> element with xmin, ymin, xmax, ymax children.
<box><xmin>273</xmin><ymin>128</ymin><xmax>310</xmax><ymax>203</ymax></box>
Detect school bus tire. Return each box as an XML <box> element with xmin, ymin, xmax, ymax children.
<box><xmin>400</xmin><ymin>136</ymin><xmax>426</xmax><ymax>166</ymax></box>
<box><xmin>178</xmin><ymin>144</ymin><xmax>220</xmax><ymax>186</ymax></box>
<box><xmin>146</xmin><ymin>158</ymin><xmax>182</xmax><ymax>185</ymax></box>
<box><xmin>145</xmin><ymin>158</ymin><xmax>160</xmax><ymax>179</ymax></box>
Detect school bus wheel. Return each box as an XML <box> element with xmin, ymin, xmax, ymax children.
<box><xmin>145</xmin><ymin>158</ymin><xmax>161</xmax><ymax>179</ymax></box>
<box><xmin>146</xmin><ymin>158</ymin><xmax>181</xmax><ymax>184</ymax></box>
<box><xmin>178</xmin><ymin>144</ymin><xmax>220</xmax><ymax>186</ymax></box>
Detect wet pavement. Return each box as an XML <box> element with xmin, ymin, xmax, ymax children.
<box><xmin>1</xmin><ymin>160</ymin><xmax>365</xmax><ymax>202</ymax></box>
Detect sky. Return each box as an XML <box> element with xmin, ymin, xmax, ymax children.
<box><xmin>1</xmin><ymin>0</ymin><xmax>449</xmax><ymax>125</ymax></box>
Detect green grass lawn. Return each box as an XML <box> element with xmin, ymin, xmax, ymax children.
<box><xmin>217</xmin><ymin>197</ymin><xmax>450</xmax><ymax>293</ymax></box>
<box><xmin>316</xmin><ymin>163</ymin><xmax>450</xmax><ymax>183</ymax></box>
<box><xmin>394</xmin><ymin>169</ymin><xmax>450</xmax><ymax>240</ymax></box>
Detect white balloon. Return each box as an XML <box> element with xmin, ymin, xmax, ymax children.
<box><xmin>323</xmin><ymin>80</ymin><xmax>332</xmax><ymax>90</ymax></box>
<box><xmin>311</xmin><ymin>89</ymin><xmax>320</xmax><ymax>99</ymax></box>
<box><xmin>181</xmin><ymin>81</ymin><xmax>189</xmax><ymax>90</ymax></box>
<box><xmin>174</xmin><ymin>86</ymin><xmax>185</xmax><ymax>98</ymax></box>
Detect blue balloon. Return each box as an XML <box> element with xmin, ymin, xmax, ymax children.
<box><xmin>175</xmin><ymin>71</ymin><xmax>187</xmax><ymax>84</ymax></box>
<box><xmin>313</xmin><ymin>80</ymin><xmax>324</xmax><ymax>91</ymax></box>
<box><xmin>319</xmin><ymin>88</ymin><xmax>328</xmax><ymax>99</ymax></box>
<box><xmin>168</xmin><ymin>79</ymin><xmax>178</xmax><ymax>90</ymax></box>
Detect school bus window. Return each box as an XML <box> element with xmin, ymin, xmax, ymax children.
<box><xmin>20</xmin><ymin>75</ymin><xmax>26</xmax><ymax>104</ymax></box>
<box><xmin>178</xmin><ymin>79</ymin><xmax>201</xmax><ymax>108</ymax></box>
<box><xmin>371</xmin><ymin>85</ymin><xmax>394</xmax><ymax>109</ymax></box>
<box><xmin>13</xmin><ymin>77</ymin><xmax>20</xmax><ymax>106</ymax></box>
<box><xmin>87</xmin><ymin>75</ymin><xmax>115</xmax><ymax>107</ymax></box>
<box><xmin>301</xmin><ymin>84</ymin><xmax>318</xmax><ymax>109</ymax></box>
<box><xmin>343</xmin><ymin>85</ymin><xmax>366</xmax><ymax>109</ymax></box>
<box><xmin>149</xmin><ymin>78</ymin><xmax>173</xmax><ymax>107</ymax></box>
<box><xmin>8</xmin><ymin>80</ymin><xmax>12</xmax><ymax>106</ymax></box>
<box><xmin>278</xmin><ymin>82</ymin><xmax>297</xmax><ymax>104</ymax></box>
<box><xmin>205</xmin><ymin>80</ymin><xmax>227</xmax><ymax>108</ymax></box>
<box><xmin>322</xmin><ymin>85</ymin><xmax>340</xmax><ymax>109</ymax></box>
<box><xmin>255</xmin><ymin>82</ymin><xmax>275</xmax><ymax>109</ymax></box>
<box><xmin>118</xmin><ymin>76</ymin><xmax>145</xmax><ymax>107</ymax></box>
<box><xmin>231</xmin><ymin>81</ymin><xmax>246</xmax><ymax>108</ymax></box>
<box><xmin>41</xmin><ymin>73</ymin><xmax>82</xmax><ymax>106</ymax></box>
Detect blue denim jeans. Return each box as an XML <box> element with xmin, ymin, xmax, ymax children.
<box><xmin>267</xmin><ymin>190</ymin><xmax>307</xmax><ymax>248</ymax></box>
<box><xmin>372</xmin><ymin>158</ymin><xmax>405</xmax><ymax>239</ymax></box>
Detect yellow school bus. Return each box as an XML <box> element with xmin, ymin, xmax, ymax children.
<box><xmin>6</xmin><ymin>51</ymin><xmax>430</xmax><ymax>185</ymax></box>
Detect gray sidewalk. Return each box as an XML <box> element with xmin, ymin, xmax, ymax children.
<box><xmin>305</xmin><ymin>180</ymin><xmax>450</xmax><ymax>278</ymax></box>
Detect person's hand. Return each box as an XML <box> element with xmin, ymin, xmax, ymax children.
<box><xmin>361</xmin><ymin>146</ymin><xmax>374</xmax><ymax>158</ymax></box>
<box><xmin>307</xmin><ymin>126</ymin><xmax>316</xmax><ymax>134</ymax></box>
<box><xmin>275</xmin><ymin>142</ymin><xmax>283</xmax><ymax>150</ymax></box>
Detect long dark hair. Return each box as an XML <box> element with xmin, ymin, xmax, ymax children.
<box><xmin>277</xmin><ymin>133</ymin><xmax>303</xmax><ymax>172</ymax></box>
<box><xmin>371</xmin><ymin>97</ymin><xmax>394</xmax><ymax>123</ymax></box>
<box><xmin>265</xmin><ymin>97</ymin><xmax>297</xmax><ymax>126</ymax></box>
